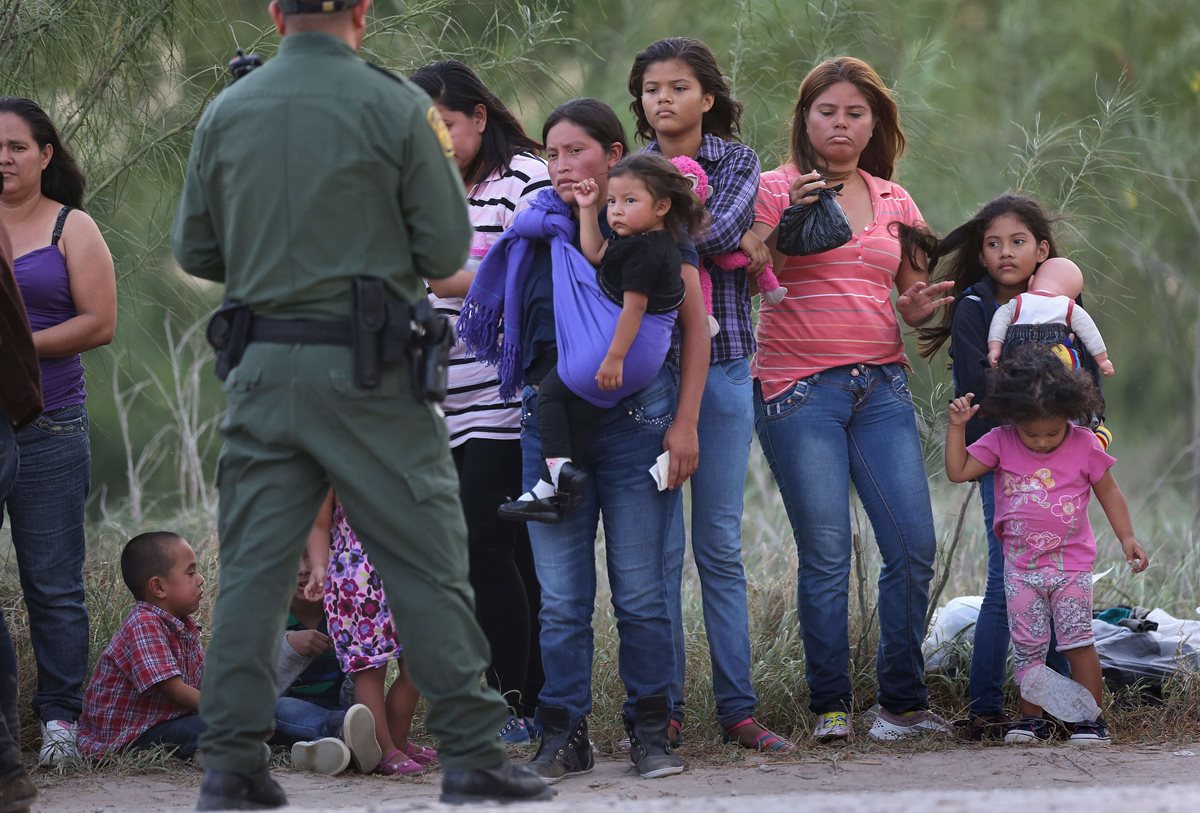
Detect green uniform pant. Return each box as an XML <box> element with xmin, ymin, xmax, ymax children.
<box><xmin>198</xmin><ymin>343</ymin><xmax>508</xmax><ymax>772</ymax></box>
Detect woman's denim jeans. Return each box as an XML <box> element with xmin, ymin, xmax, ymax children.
<box><xmin>1</xmin><ymin>404</ymin><xmax>91</xmax><ymax>723</ymax></box>
<box><xmin>754</xmin><ymin>364</ymin><xmax>935</xmax><ymax>715</ymax></box>
<box><xmin>523</xmin><ymin>367</ymin><xmax>677</xmax><ymax>724</ymax></box>
<box><xmin>664</xmin><ymin>358</ymin><xmax>757</xmax><ymax>728</ymax></box>
<box><xmin>969</xmin><ymin>471</ymin><xmax>1069</xmax><ymax>715</ymax></box>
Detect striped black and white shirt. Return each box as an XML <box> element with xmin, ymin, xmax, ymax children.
<box><xmin>429</xmin><ymin>152</ymin><xmax>551</xmax><ymax>447</ymax></box>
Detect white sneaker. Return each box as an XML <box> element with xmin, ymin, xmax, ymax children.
<box><xmin>867</xmin><ymin>709</ymin><xmax>953</xmax><ymax>742</ymax></box>
<box><xmin>38</xmin><ymin>720</ymin><xmax>79</xmax><ymax>767</ymax></box>
<box><xmin>340</xmin><ymin>704</ymin><xmax>381</xmax><ymax>774</ymax></box>
<box><xmin>812</xmin><ymin>711</ymin><xmax>850</xmax><ymax>742</ymax></box>
<box><xmin>291</xmin><ymin>737</ymin><xmax>351</xmax><ymax>775</ymax></box>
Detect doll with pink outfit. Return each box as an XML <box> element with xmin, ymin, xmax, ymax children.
<box><xmin>669</xmin><ymin>156</ymin><xmax>786</xmax><ymax>337</ymax></box>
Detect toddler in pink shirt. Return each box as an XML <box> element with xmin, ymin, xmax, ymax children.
<box><xmin>945</xmin><ymin>345</ymin><xmax>1147</xmax><ymax>745</ymax></box>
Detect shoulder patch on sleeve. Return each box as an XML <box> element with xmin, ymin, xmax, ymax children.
<box><xmin>426</xmin><ymin>105</ymin><xmax>455</xmax><ymax>159</ymax></box>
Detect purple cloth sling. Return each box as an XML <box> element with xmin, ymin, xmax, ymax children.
<box><xmin>458</xmin><ymin>189</ymin><xmax>675</xmax><ymax>408</ymax></box>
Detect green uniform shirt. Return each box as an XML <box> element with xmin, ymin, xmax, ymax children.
<box><xmin>171</xmin><ymin>32</ymin><xmax>470</xmax><ymax>319</ymax></box>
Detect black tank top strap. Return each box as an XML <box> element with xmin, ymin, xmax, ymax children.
<box><xmin>51</xmin><ymin>206</ymin><xmax>73</xmax><ymax>247</ymax></box>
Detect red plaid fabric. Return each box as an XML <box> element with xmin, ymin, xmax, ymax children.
<box><xmin>77</xmin><ymin>602</ymin><xmax>204</xmax><ymax>756</ymax></box>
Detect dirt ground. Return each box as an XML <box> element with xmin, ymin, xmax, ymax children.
<box><xmin>31</xmin><ymin>740</ymin><xmax>1200</xmax><ymax>812</ymax></box>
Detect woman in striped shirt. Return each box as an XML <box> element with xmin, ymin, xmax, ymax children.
<box><xmin>412</xmin><ymin>61</ymin><xmax>551</xmax><ymax>742</ymax></box>
<box><xmin>749</xmin><ymin>57</ymin><xmax>954</xmax><ymax>745</ymax></box>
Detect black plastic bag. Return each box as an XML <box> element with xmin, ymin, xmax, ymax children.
<box><xmin>776</xmin><ymin>183</ymin><xmax>852</xmax><ymax>256</ymax></box>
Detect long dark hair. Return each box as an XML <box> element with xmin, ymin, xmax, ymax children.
<box><xmin>410</xmin><ymin>60</ymin><xmax>542</xmax><ymax>187</ymax></box>
<box><xmin>607</xmin><ymin>154</ymin><xmax>710</xmax><ymax>241</ymax></box>
<box><xmin>980</xmin><ymin>345</ymin><xmax>1104</xmax><ymax>426</ymax></box>
<box><xmin>541</xmin><ymin>98</ymin><xmax>628</xmax><ymax>156</ymax></box>
<box><xmin>0</xmin><ymin>97</ymin><xmax>86</xmax><ymax>210</ymax></box>
<box><xmin>904</xmin><ymin>194</ymin><xmax>1060</xmax><ymax>359</ymax></box>
<box><xmin>627</xmin><ymin>37</ymin><xmax>743</xmax><ymax>143</ymax></box>
<box><xmin>789</xmin><ymin>57</ymin><xmax>903</xmax><ymax>180</ymax></box>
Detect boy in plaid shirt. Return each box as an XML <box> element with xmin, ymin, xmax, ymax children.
<box><xmin>78</xmin><ymin>532</ymin><xmax>208</xmax><ymax>759</ymax></box>
<box><xmin>77</xmin><ymin>532</ymin><xmax>379</xmax><ymax>775</ymax></box>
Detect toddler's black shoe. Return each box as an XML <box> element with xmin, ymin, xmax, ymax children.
<box><xmin>1069</xmin><ymin>718</ymin><xmax>1111</xmax><ymax>745</ymax></box>
<box><xmin>498</xmin><ymin>495</ymin><xmax>563</xmax><ymax>524</ymax></box>
<box><xmin>441</xmin><ymin>759</ymin><xmax>556</xmax><ymax>804</ymax></box>
<box><xmin>195</xmin><ymin>768</ymin><xmax>287</xmax><ymax>810</ymax></box>
<box><xmin>554</xmin><ymin>462</ymin><xmax>590</xmax><ymax>511</ymax></box>
<box><xmin>1002</xmin><ymin>715</ymin><xmax>1052</xmax><ymax>744</ymax></box>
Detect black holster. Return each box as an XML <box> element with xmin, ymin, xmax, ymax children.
<box><xmin>206</xmin><ymin>300</ymin><xmax>253</xmax><ymax>381</ymax></box>
<box><xmin>409</xmin><ymin>298</ymin><xmax>455</xmax><ymax>403</ymax></box>
<box><xmin>350</xmin><ymin>278</ymin><xmax>453</xmax><ymax>402</ymax></box>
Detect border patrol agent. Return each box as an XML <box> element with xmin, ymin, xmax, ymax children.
<box><xmin>171</xmin><ymin>1</ymin><xmax>552</xmax><ymax>808</ymax></box>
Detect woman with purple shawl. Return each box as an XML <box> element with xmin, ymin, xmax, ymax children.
<box><xmin>458</xmin><ymin>99</ymin><xmax>709</xmax><ymax>784</ymax></box>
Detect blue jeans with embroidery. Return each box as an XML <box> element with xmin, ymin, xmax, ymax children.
<box><xmin>1</xmin><ymin>404</ymin><xmax>91</xmax><ymax>723</ymax></box>
<box><xmin>754</xmin><ymin>364</ymin><xmax>936</xmax><ymax>715</ymax></box>
<box><xmin>665</xmin><ymin>358</ymin><xmax>757</xmax><ymax>729</ymax></box>
<box><xmin>969</xmin><ymin>471</ymin><xmax>1070</xmax><ymax>715</ymax></box>
<box><xmin>523</xmin><ymin>367</ymin><xmax>678</xmax><ymax>724</ymax></box>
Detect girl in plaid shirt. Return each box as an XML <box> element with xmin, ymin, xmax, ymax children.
<box><xmin>628</xmin><ymin>37</ymin><xmax>790</xmax><ymax>753</ymax></box>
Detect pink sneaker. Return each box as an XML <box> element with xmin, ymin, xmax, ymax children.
<box><xmin>402</xmin><ymin>740</ymin><xmax>438</xmax><ymax>766</ymax></box>
<box><xmin>376</xmin><ymin>748</ymin><xmax>424</xmax><ymax>776</ymax></box>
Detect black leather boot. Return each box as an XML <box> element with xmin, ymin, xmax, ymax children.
<box><xmin>626</xmin><ymin>694</ymin><xmax>684</xmax><ymax>779</ymax></box>
<box><xmin>440</xmin><ymin>758</ymin><xmax>555</xmax><ymax>804</ymax></box>
<box><xmin>527</xmin><ymin>706</ymin><xmax>593</xmax><ymax>784</ymax></box>
<box><xmin>195</xmin><ymin>768</ymin><xmax>287</xmax><ymax>810</ymax></box>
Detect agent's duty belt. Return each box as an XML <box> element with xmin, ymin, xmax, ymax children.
<box><xmin>206</xmin><ymin>278</ymin><xmax>454</xmax><ymax>402</ymax></box>
<box><xmin>248</xmin><ymin>317</ymin><xmax>351</xmax><ymax>347</ymax></box>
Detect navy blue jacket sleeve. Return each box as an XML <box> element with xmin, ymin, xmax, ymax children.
<box><xmin>950</xmin><ymin>293</ymin><xmax>996</xmax><ymax>445</ymax></box>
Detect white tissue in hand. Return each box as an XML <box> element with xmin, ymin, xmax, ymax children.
<box><xmin>649</xmin><ymin>451</ymin><xmax>671</xmax><ymax>491</ymax></box>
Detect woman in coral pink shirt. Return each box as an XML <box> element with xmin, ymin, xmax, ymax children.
<box><xmin>749</xmin><ymin>58</ymin><xmax>952</xmax><ymax>744</ymax></box>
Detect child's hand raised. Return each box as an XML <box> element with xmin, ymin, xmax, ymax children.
<box><xmin>573</xmin><ymin>178</ymin><xmax>600</xmax><ymax>210</ymax></box>
<box><xmin>948</xmin><ymin>394</ymin><xmax>979</xmax><ymax>427</ymax></box>
<box><xmin>303</xmin><ymin>565</ymin><xmax>326</xmax><ymax>603</ymax></box>
<box><xmin>1121</xmin><ymin>537</ymin><xmax>1149</xmax><ymax>573</ymax></box>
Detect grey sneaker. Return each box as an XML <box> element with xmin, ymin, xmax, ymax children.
<box><xmin>867</xmin><ymin>708</ymin><xmax>953</xmax><ymax>742</ymax></box>
<box><xmin>291</xmin><ymin>738</ymin><xmax>351</xmax><ymax>775</ymax></box>
<box><xmin>341</xmin><ymin>704</ymin><xmax>382</xmax><ymax>774</ymax></box>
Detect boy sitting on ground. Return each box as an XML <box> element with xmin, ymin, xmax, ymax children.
<box><xmin>77</xmin><ymin>532</ymin><xmax>208</xmax><ymax>760</ymax></box>
<box><xmin>77</xmin><ymin>532</ymin><xmax>380</xmax><ymax>775</ymax></box>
